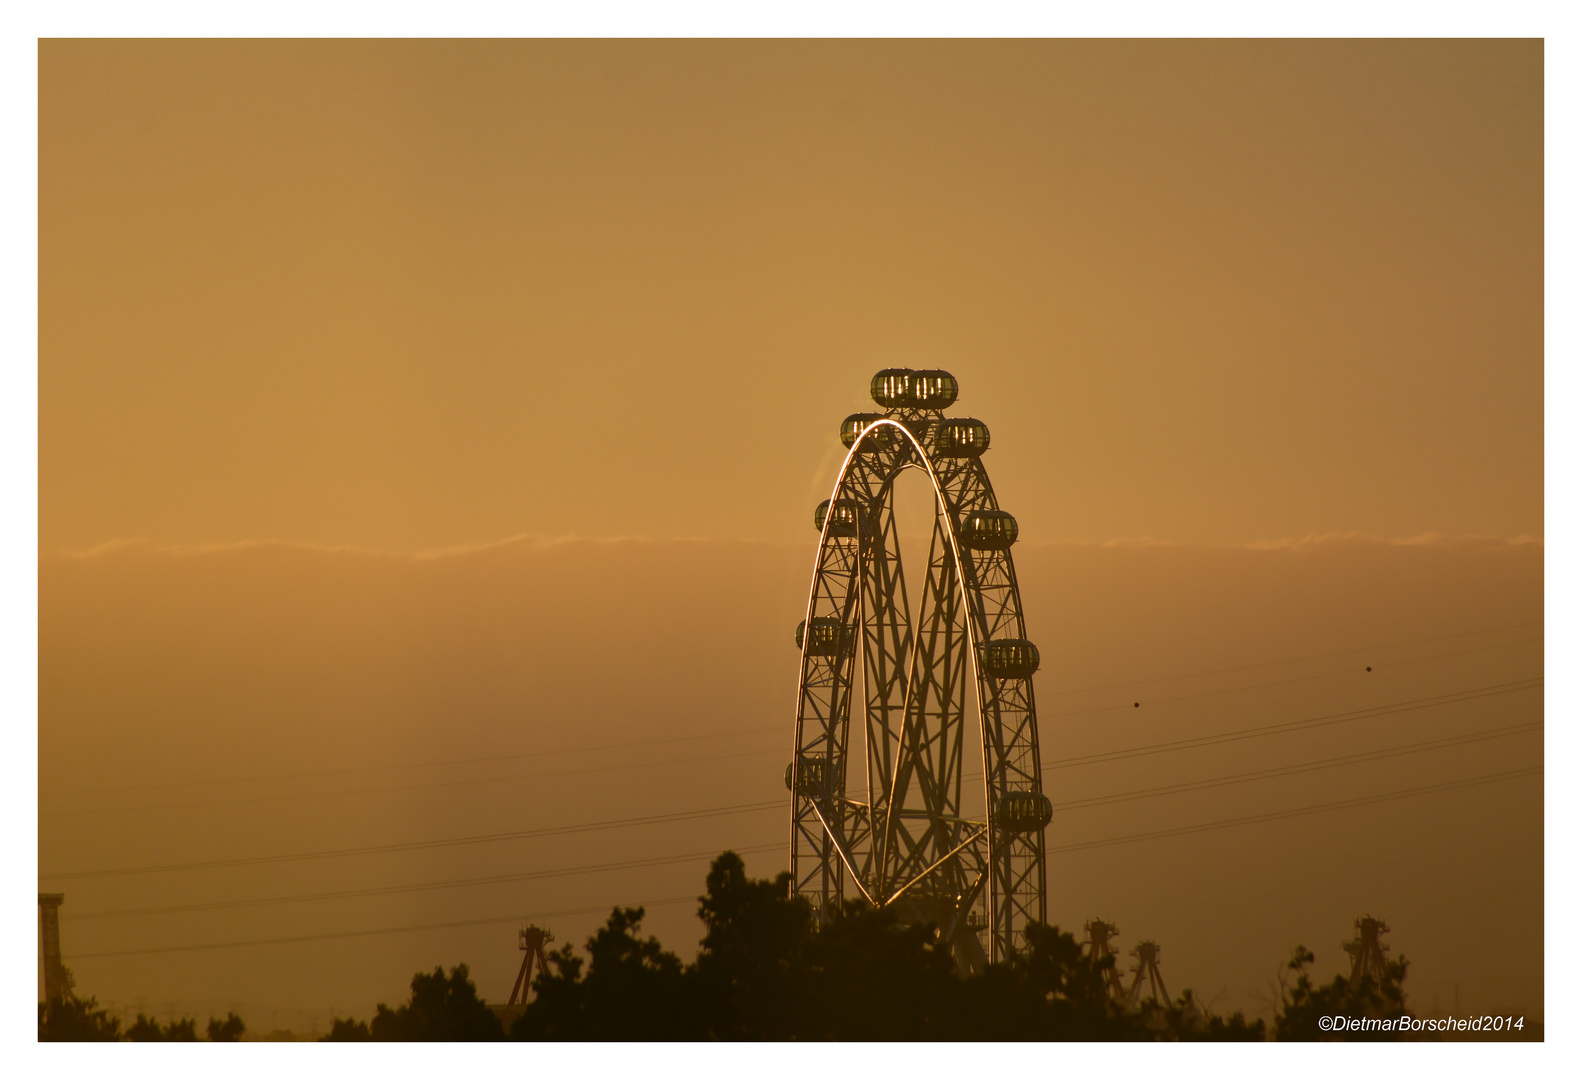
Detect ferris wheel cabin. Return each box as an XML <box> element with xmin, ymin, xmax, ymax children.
<box><xmin>980</xmin><ymin>638</ymin><xmax>1041</xmax><ymax>679</ymax></box>
<box><xmin>868</xmin><ymin>368</ymin><xmax>959</xmax><ymax>411</ymax></box>
<box><xmin>960</xmin><ymin>509</ymin><xmax>1019</xmax><ymax>550</ymax></box>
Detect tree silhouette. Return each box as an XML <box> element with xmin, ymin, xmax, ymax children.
<box><xmin>126</xmin><ymin>1013</ymin><xmax>199</xmax><ymax>1041</ymax></box>
<box><xmin>507</xmin><ymin>851</ymin><xmax>1201</xmax><ymax>1041</ymax></box>
<box><xmin>512</xmin><ymin>905</ymin><xmax>697</xmax><ymax>1039</ymax></box>
<box><xmin>368</xmin><ymin>963</ymin><xmax>503</xmax><ymax>1041</ymax></box>
<box><xmin>689</xmin><ymin>851</ymin><xmax>815</xmax><ymax>1038</ymax></box>
<box><xmin>794</xmin><ymin>899</ymin><xmax>958</xmax><ymax>1039</ymax></box>
<box><xmin>1274</xmin><ymin>944</ymin><xmax>1413</xmax><ymax>1040</ymax></box>
<box><xmin>322</xmin><ymin>1017</ymin><xmax>371</xmax><ymax>1041</ymax></box>
<box><xmin>1154</xmin><ymin>988</ymin><xmax>1265</xmax><ymax>1042</ymax></box>
<box><xmin>326</xmin><ymin>852</ymin><xmax>1415</xmax><ymax>1042</ymax></box>
<box><xmin>950</xmin><ymin>920</ymin><xmax>1139</xmax><ymax>1040</ymax></box>
<box><xmin>37</xmin><ymin>992</ymin><xmax>122</xmax><ymax>1041</ymax></box>
<box><xmin>206</xmin><ymin>1012</ymin><xmax>246</xmax><ymax>1041</ymax></box>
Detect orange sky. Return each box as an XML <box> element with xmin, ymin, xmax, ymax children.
<box><xmin>42</xmin><ymin>39</ymin><xmax>1540</xmax><ymax>555</ymax></box>
<box><xmin>39</xmin><ymin>40</ymin><xmax>1542</xmax><ymax>1031</ymax></box>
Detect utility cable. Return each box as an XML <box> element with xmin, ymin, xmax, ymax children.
<box><xmin>41</xmin><ymin>619</ymin><xmax>1540</xmax><ymax>801</ymax></box>
<box><xmin>44</xmin><ymin>662</ymin><xmax>1540</xmax><ymax>821</ymax></box>
<box><xmin>44</xmin><ymin>679</ymin><xmax>1540</xmax><ymax>880</ymax></box>
<box><xmin>41</xmin><ymin>799</ymin><xmax>785</xmax><ymax>882</ymax></box>
<box><xmin>59</xmin><ymin>764</ymin><xmax>1542</xmax><ymax>961</ymax></box>
<box><xmin>1044</xmin><ymin>618</ymin><xmax>1541</xmax><ymax>696</ymax></box>
<box><xmin>1045</xmin><ymin>720</ymin><xmax>1541</xmax><ymax>813</ymax></box>
<box><xmin>954</xmin><ymin>676</ymin><xmax>1541</xmax><ymax>786</ymax></box>
<box><xmin>61</xmin><ymin>895</ymin><xmax>704</xmax><ymax>962</ymax></box>
<box><xmin>1045</xmin><ymin>765</ymin><xmax>1541</xmax><ymax>855</ymax></box>
<box><xmin>69</xmin><ymin>843</ymin><xmax>784</xmax><ymax>921</ymax></box>
<box><xmin>41</xmin><ymin>722</ymin><xmax>786</xmax><ymax>800</ymax></box>
<box><xmin>1044</xmin><ymin>636</ymin><xmax>1539</xmax><ymax>721</ymax></box>
<box><xmin>63</xmin><ymin>721</ymin><xmax>1541</xmax><ymax>922</ymax></box>
<box><xmin>41</xmin><ymin>743</ymin><xmax>788</xmax><ymax>820</ymax></box>
<box><xmin>1041</xmin><ymin>677</ymin><xmax>1540</xmax><ymax>771</ymax></box>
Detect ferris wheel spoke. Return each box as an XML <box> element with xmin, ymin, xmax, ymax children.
<box><xmin>884</xmin><ymin>823</ymin><xmax>989</xmax><ymax>906</ymax></box>
<box><xmin>792</xmin><ymin>370</ymin><xmax>1049</xmax><ymax>968</ymax></box>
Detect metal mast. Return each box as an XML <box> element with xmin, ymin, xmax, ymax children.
<box><xmin>39</xmin><ymin>893</ymin><xmax>72</xmax><ymax>1004</ymax></box>
<box><xmin>507</xmin><ymin>925</ymin><xmax>554</xmax><ymax>1007</ymax></box>
<box><xmin>1345</xmin><ymin>916</ymin><xmax>1392</xmax><ymax>989</ymax></box>
<box><xmin>1085</xmin><ymin>918</ymin><xmax>1129</xmax><ymax>1004</ymax></box>
<box><xmin>1127</xmin><ymin>940</ymin><xmax>1170</xmax><ymax>1007</ymax></box>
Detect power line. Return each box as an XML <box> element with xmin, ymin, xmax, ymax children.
<box><xmin>61</xmin><ymin>764</ymin><xmax>1542</xmax><ymax>962</ymax></box>
<box><xmin>66</xmin><ymin>723</ymin><xmax>1538</xmax><ymax>922</ymax></box>
<box><xmin>956</xmin><ymin>677</ymin><xmax>1541</xmax><ymax>785</ymax></box>
<box><xmin>41</xmin><ymin>743</ymin><xmax>788</xmax><ymax>820</ymax></box>
<box><xmin>41</xmin><ymin>799</ymin><xmax>785</xmax><ymax>882</ymax></box>
<box><xmin>1043</xmin><ymin>636</ymin><xmax>1540</xmax><ymax>721</ymax></box>
<box><xmin>41</xmin><ymin>722</ymin><xmax>786</xmax><ymax>800</ymax></box>
<box><xmin>1045</xmin><ymin>720</ymin><xmax>1541</xmax><ymax>813</ymax></box>
<box><xmin>63</xmin><ymin>721</ymin><xmax>1541</xmax><ymax>924</ymax></box>
<box><xmin>1046</xmin><ymin>765</ymin><xmax>1541</xmax><ymax>856</ymax></box>
<box><xmin>44</xmin><ymin>654</ymin><xmax>1541</xmax><ymax>822</ymax></box>
<box><xmin>62</xmin><ymin>895</ymin><xmax>704</xmax><ymax>962</ymax></box>
<box><xmin>69</xmin><ymin>843</ymin><xmax>784</xmax><ymax>921</ymax></box>
<box><xmin>1043</xmin><ymin>618</ymin><xmax>1541</xmax><ymax>697</ymax></box>
<box><xmin>41</xmin><ymin>619</ymin><xmax>1540</xmax><ymax>802</ymax></box>
<box><xmin>44</xmin><ymin>679</ymin><xmax>1540</xmax><ymax>881</ymax></box>
<box><xmin>1041</xmin><ymin>677</ymin><xmax>1540</xmax><ymax>771</ymax></box>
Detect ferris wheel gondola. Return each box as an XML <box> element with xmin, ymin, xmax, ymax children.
<box><xmin>789</xmin><ymin>368</ymin><xmax>1048</xmax><ymax>971</ymax></box>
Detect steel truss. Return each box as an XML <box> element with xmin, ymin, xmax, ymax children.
<box><xmin>790</xmin><ymin>401</ymin><xmax>1046</xmax><ymax>971</ymax></box>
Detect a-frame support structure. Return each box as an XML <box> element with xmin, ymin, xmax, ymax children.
<box><xmin>1345</xmin><ymin>916</ymin><xmax>1391</xmax><ymax>990</ymax></box>
<box><xmin>507</xmin><ymin>925</ymin><xmax>554</xmax><ymax>1007</ymax></box>
<box><xmin>1084</xmin><ymin>919</ymin><xmax>1128</xmax><ymax>1004</ymax></box>
<box><xmin>1127</xmin><ymin>940</ymin><xmax>1170</xmax><ymax>1007</ymax></box>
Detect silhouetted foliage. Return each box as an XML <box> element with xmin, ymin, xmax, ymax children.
<box><xmin>37</xmin><ymin>993</ymin><xmax>122</xmax><ymax>1041</ymax></box>
<box><xmin>512</xmin><ymin>905</ymin><xmax>697</xmax><ymax>1039</ymax></box>
<box><xmin>948</xmin><ymin>920</ymin><xmax>1140</xmax><ymax>1040</ymax></box>
<box><xmin>796</xmin><ymin>899</ymin><xmax>958</xmax><ymax>1038</ymax></box>
<box><xmin>368</xmin><ymin>963</ymin><xmax>503</xmax><ymax>1041</ymax></box>
<box><xmin>126</xmin><ymin>1013</ymin><xmax>199</xmax><ymax>1041</ymax></box>
<box><xmin>206</xmin><ymin>1012</ymin><xmax>246</xmax><ymax>1041</ymax></box>
<box><xmin>502</xmin><ymin>851</ymin><xmax>1264</xmax><ymax>1041</ymax></box>
<box><xmin>689</xmin><ymin>851</ymin><xmax>816</xmax><ymax>1038</ymax></box>
<box><xmin>322</xmin><ymin>1017</ymin><xmax>372</xmax><ymax>1041</ymax></box>
<box><xmin>1274</xmin><ymin>944</ymin><xmax>1413</xmax><ymax>1040</ymax></box>
<box><xmin>330</xmin><ymin>853</ymin><xmax>1413</xmax><ymax>1041</ymax></box>
<box><xmin>1154</xmin><ymin>989</ymin><xmax>1266</xmax><ymax>1042</ymax></box>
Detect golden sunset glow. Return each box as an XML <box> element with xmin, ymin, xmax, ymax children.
<box><xmin>39</xmin><ymin>39</ymin><xmax>1542</xmax><ymax>1038</ymax></box>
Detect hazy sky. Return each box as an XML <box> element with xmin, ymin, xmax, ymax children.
<box><xmin>41</xmin><ymin>39</ymin><xmax>1540</xmax><ymax>555</ymax></box>
<box><xmin>40</xmin><ymin>535</ymin><xmax>1541</xmax><ymax>1026</ymax></box>
<box><xmin>39</xmin><ymin>40</ymin><xmax>1542</xmax><ymax>1032</ymax></box>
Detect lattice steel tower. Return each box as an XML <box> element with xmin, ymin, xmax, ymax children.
<box><xmin>1127</xmin><ymin>940</ymin><xmax>1170</xmax><ymax>1007</ymax></box>
<box><xmin>39</xmin><ymin>893</ymin><xmax>72</xmax><ymax>1004</ymax></box>
<box><xmin>507</xmin><ymin>925</ymin><xmax>554</xmax><ymax>1007</ymax></box>
<box><xmin>1085</xmin><ymin>919</ymin><xmax>1129</xmax><ymax>1004</ymax></box>
<box><xmin>788</xmin><ymin>369</ymin><xmax>1051</xmax><ymax>972</ymax></box>
<box><xmin>1345</xmin><ymin>916</ymin><xmax>1392</xmax><ymax>989</ymax></box>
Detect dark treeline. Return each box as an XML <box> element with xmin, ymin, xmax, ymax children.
<box><xmin>37</xmin><ymin>999</ymin><xmax>247</xmax><ymax>1042</ymax></box>
<box><xmin>40</xmin><ymin>851</ymin><xmax>1417</xmax><ymax>1042</ymax></box>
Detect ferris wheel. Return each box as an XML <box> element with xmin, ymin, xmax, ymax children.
<box><xmin>789</xmin><ymin>368</ymin><xmax>1051</xmax><ymax>972</ymax></box>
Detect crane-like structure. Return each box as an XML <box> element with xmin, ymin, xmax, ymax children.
<box><xmin>506</xmin><ymin>925</ymin><xmax>554</xmax><ymax>1006</ymax></box>
<box><xmin>1084</xmin><ymin>919</ymin><xmax>1129</xmax><ymax>1004</ymax></box>
<box><xmin>1345</xmin><ymin>916</ymin><xmax>1391</xmax><ymax>990</ymax></box>
<box><xmin>1127</xmin><ymin>940</ymin><xmax>1170</xmax><ymax>1008</ymax></box>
